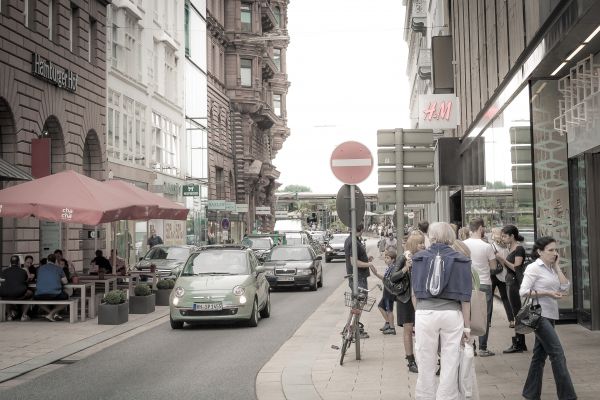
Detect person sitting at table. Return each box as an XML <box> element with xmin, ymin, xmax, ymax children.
<box><xmin>24</xmin><ymin>255</ymin><xmax>37</xmax><ymax>282</ymax></box>
<box><xmin>33</xmin><ymin>254</ymin><xmax>69</xmax><ymax>322</ymax></box>
<box><xmin>110</xmin><ymin>249</ymin><xmax>127</xmax><ymax>275</ymax></box>
<box><xmin>0</xmin><ymin>255</ymin><xmax>33</xmax><ymax>321</ymax></box>
<box><xmin>90</xmin><ymin>250</ymin><xmax>112</xmax><ymax>275</ymax></box>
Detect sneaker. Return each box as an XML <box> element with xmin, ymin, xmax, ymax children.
<box><xmin>478</xmin><ymin>349</ymin><xmax>495</xmax><ymax>357</ymax></box>
<box><xmin>380</xmin><ymin>322</ymin><xmax>390</xmax><ymax>331</ymax></box>
<box><xmin>20</xmin><ymin>314</ymin><xmax>30</xmax><ymax>321</ymax></box>
<box><xmin>382</xmin><ymin>327</ymin><xmax>396</xmax><ymax>335</ymax></box>
<box><xmin>45</xmin><ymin>314</ymin><xmax>56</xmax><ymax>322</ymax></box>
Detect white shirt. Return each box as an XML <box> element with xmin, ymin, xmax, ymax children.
<box><xmin>463</xmin><ymin>238</ymin><xmax>495</xmax><ymax>285</ymax></box>
<box><xmin>520</xmin><ymin>258</ymin><xmax>570</xmax><ymax>320</ymax></box>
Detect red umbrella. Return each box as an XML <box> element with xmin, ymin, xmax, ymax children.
<box><xmin>0</xmin><ymin>170</ymin><xmax>157</xmax><ymax>225</ymax></box>
<box><xmin>105</xmin><ymin>180</ymin><xmax>189</xmax><ymax>220</ymax></box>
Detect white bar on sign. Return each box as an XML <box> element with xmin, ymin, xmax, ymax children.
<box><xmin>331</xmin><ymin>158</ymin><xmax>372</xmax><ymax>167</ymax></box>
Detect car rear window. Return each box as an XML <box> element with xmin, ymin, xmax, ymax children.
<box><xmin>269</xmin><ymin>247</ymin><xmax>311</xmax><ymax>261</ymax></box>
<box><xmin>145</xmin><ymin>247</ymin><xmax>189</xmax><ymax>261</ymax></box>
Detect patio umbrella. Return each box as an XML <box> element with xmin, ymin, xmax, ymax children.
<box><xmin>104</xmin><ymin>180</ymin><xmax>189</xmax><ymax>220</ymax></box>
<box><xmin>0</xmin><ymin>170</ymin><xmax>157</xmax><ymax>225</ymax></box>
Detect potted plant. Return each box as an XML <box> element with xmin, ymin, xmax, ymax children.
<box><xmin>155</xmin><ymin>279</ymin><xmax>175</xmax><ymax>306</ymax></box>
<box><xmin>98</xmin><ymin>290</ymin><xmax>128</xmax><ymax>325</ymax></box>
<box><xmin>129</xmin><ymin>283</ymin><xmax>155</xmax><ymax>314</ymax></box>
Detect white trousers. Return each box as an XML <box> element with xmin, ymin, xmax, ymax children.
<box><xmin>415</xmin><ymin>309</ymin><xmax>464</xmax><ymax>400</ymax></box>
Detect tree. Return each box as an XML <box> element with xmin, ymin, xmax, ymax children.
<box><xmin>282</xmin><ymin>184</ymin><xmax>311</xmax><ymax>193</ymax></box>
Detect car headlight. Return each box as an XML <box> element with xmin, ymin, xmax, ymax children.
<box><xmin>239</xmin><ymin>295</ymin><xmax>247</xmax><ymax>304</ymax></box>
<box><xmin>297</xmin><ymin>269</ymin><xmax>313</xmax><ymax>276</ymax></box>
<box><xmin>172</xmin><ymin>297</ymin><xmax>180</xmax><ymax>306</ymax></box>
<box><xmin>233</xmin><ymin>285</ymin><xmax>245</xmax><ymax>296</ymax></box>
<box><xmin>174</xmin><ymin>287</ymin><xmax>185</xmax><ymax>297</ymax></box>
<box><xmin>326</xmin><ymin>247</ymin><xmax>332</xmax><ymax>251</ymax></box>
<box><xmin>265</xmin><ymin>269</ymin><xmax>274</xmax><ymax>276</ymax></box>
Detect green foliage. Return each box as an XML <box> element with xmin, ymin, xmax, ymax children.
<box><xmin>134</xmin><ymin>284</ymin><xmax>152</xmax><ymax>296</ymax></box>
<box><xmin>282</xmin><ymin>184</ymin><xmax>311</xmax><ymax>193</ymax></box>
<box><xmin>104</xmin><ymin>290</ymin><xmax>127</xmax><ymax>305</ymax></box>
<box><xmin>157</xmin><ymin>279</ymin><xmax>175</xmax><ymax>290</ymax></box>
<box><xmin>485</xmin><ymin>181</ymin><xmax>509</xmax><ymax>189</ymax></box>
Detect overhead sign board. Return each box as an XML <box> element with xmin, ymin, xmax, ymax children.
<box><xmin>418</xmin><ymin>94</ymin><xmax>460</xmax><ymax>129</ymax></box>
<box><xmin>236</xmin><ymin>204</ymin><xmax>249</xmax><ymax>213</ymax></box>
<box><xmin>275</xmin><ymin>210</ymin><xmax>288</xmax><ymax>219</ymax></box>
<box><xmin>330</xmin><ymin>141</ymin><xmax>373</xmax><ymax>185</ymax></box>
<box><xmin>182</xmin><ymin>184</ymin><xmax>200</xmax><ymax>197</ymax></box>
<box><xmin>378</xmin><ymin>187</ymin><xmax>435</xmax><ymax>204</ymax></box>
<box><xmin>378</xmin><ymin>168</ymin><xmax>435</xmax><ymax>186</ymax></box>
<box><xmin>256</xmin><ymin>206</ymin><xmax>271</xmax><ymax>215</ymax></box>
<box><xmin>207</xmin><ymin>200</ymin><xmax>226</xmax><ymax>210</ymax></box>
<box><xmin>377</xmin><ymin>129</ymin><xmax>434</xmax><ymax>147</ymax></box>
<box><xmin>336</xmin><ymin>185</ymin><xmax>365</xmax><ymax>227</ymax></box>
<box><xmin>224</xmin><ymin>201</ymin><xmax>237</xmax><ymax>212</ymax></box>
<box><xmin>378</xmin><ymin>149</ymin><xmax>435</xmax><ymax>166</ymax></box>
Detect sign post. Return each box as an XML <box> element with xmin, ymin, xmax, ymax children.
<box><xmin>330</xmin><ymin>141</ymin><xmax>373</xmax><ymax>361</ymax></box>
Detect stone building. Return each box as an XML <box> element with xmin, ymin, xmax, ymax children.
<box><xmin>0</xmin><ymin>0</ymin><xmax>110</xmax><ymax>268</ymax></box>
<box><xmin>206</xmin><ymin>0</ymin><xmax>290</xmax><ymax>239</ymax></box>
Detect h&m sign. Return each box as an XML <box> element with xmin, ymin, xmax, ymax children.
<box><xmin>418</xmin><ymin>94</ymin><xmax>460</xmax><ymax>129</ymax></box>
<box><xmin>31</xmin><ymin>53</ymin><xmax>78</xmax><ymax>92</ymax></box>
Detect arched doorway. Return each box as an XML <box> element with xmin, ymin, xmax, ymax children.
<box><xmin>82</xmin><ymin>130</ymin><xmax>105</xmax><ymax>266</ymax></box>
<box><xmin>0</xmin><ymin>97</ymin><xmax>16</xmax><ymax>265</ymax></box>
<box><xmin>43</xmin><ymin>115</ymin><xmax>65</xmax><ymax>174</ymax></box>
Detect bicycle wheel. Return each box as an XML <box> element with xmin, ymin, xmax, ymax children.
<box><xmin>339</xmin><ymin>315</ymin><xmax>355</xmax><ymax>365</ymax></box>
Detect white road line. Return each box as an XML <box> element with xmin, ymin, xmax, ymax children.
<box><xmin>331</xmin><ymin>158</ymin><xmax>372</xmax><ymax>167</ymax></box>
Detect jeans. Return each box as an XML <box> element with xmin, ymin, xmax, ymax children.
<box><xmin>491</xmin><ymin>274</ymin><xmax>513</xmax><ymax>321</ymax></box>
<box><xmin>507</xmin><ymin>277</ymin><xmax>525</xmax><ymax>342</ymax></box>
<box><xmin>522</xmin><ymin>317</ymin><xmax>577</xmax><ymax>400</ymax></box>
<box><xmin>415</xmin><ymin>309</ymin><xmax>464</xmax><ymax>400</ymax></box>
<box><xmin>348</xmin><ymin>274</ymin><xmax>368</xmax><ymax>292</ymax></box>
<box><xmin>478</xmin><ymin>284</ymin><xmax>493</xmax><ymax>350</ymax></box>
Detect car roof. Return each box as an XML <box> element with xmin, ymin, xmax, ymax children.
<box><xmin>149</xmin><ymin>244</ymin><xmax>197</xmax><ymax>249</ymax></box>
<box><xmin>197</xmin><ymin>245</ymin><xmax>249</xmax><ymax>251</ymax></box>
<box><xmin>272</xmin><ymin>244</ymin><xmax>312</xmax><ymax>249</ymax></box>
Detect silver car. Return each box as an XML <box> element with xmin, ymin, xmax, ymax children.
<box><xmin>133</xmin><ymin>245</ymin><xmax>198</xmax><ymax>278</ymax></box>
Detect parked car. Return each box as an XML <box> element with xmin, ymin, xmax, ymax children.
<box><xmin>241</xmin><ymin>235</ymin><xmax>274</xmax><ymax>261</ymax></box>
<box><xmin>325</xmin><ymin>233</ymin><xmax>347</xmax><ymax>263</ymax></box>
<box><xmin>133</xmin><ymin>245</ymin><xmax>198</xmax><ymax>278</ymax></box>
<box><xmin>169</xmin><ymin>245</ymin><xmax>271</xmax><ymax>329</ymax></box>
<box><xmin>263</xmin><ymin>245</ymin><xmax>323</xmax><ymax>291</ymax></box>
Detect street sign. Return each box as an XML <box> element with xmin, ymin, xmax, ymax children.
<box><xmin>330</xmin><ymin>141</ymin><xmax>373</xmax><ymax>185</ymax></box>
<box><xmin>224</xmin><ymin>202</ymin><xmax>236</xmax><ymax>212</ymax></box>
<box><xmin>256</xmin><ymin>206</ymin><xmax>271</xmax><ymax>215</ymax></box>
<box><xmin>207</xmin><ymin>200</ymin><xmax>226</xmax><ymax>210</ymax></box>
<box><xmin>378</xmin><ymin>187</ymin><xmax>435</xmax><ymax>204</ymax></box>
<box><xmin>378</xmin><ymin>168</ymin><xmax>435</xmax><ymax>185</ymax></box>
<box><xmin>236</xmin><ymin>204</ymin><xmax>249</xmax><ymax>213</ymax></box>
<box><xmin>221</xmin><ymin>218</ymin><xmax>230</xmax><ymax>230</ymax></box>
<box><xmin>377</xmin><ymin>149</ymin><xmax>435</xmax><ymax>166</ymax></box>
<box><xmin>336</xmin><ymin>185</ymin><xmax>365</xmax><ymax>227</ymax></box>
<box><xmin>275</xmin><ymin>210</ymin><xmax>288</xmax><ymax>219</ymax></box>
<box><xmin>418</xmin><ymin>94</ymin><xmax>460</xmax><ymax>129</ymax></box>
<box><xmin>407</xmin><ymin>212</ymin><xmax>415</xmax><ymax>218</ymax></box>
<box><xmin>182</xmin><ymin>184</ymin><xmax>200</xmax><ymax>196</ymax></box>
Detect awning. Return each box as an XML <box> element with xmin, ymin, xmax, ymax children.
<box><xmin>0</xmin><ymin>159</ymin><xmax>32</xmax><ymax>181</ymax></box>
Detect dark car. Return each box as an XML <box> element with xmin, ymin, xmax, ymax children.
<box><xmin>325</xmin><ymin>233</ymin><xmax>347</xmax><ymax>263</ymax></box>
<box><xmin>133</xmin><ymin>245</ymin><xmax>198</xmax><ymax>278</ymax></box>
<box><xmin>241</xmin><ymin>236</ymin><xmax>274</xmax><ymax>261</ymax></box>
<box><xmin>263</xmin><ymin>245</ymin><xmax>323</xmax><ymax>291</ymax></box>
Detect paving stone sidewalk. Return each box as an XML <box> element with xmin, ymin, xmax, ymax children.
<box><xmin>256</xmin><ymin>249</ymin><xmax>600</xmax><ymax>400</ymax></box>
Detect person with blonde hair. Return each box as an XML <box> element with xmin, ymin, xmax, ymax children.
<box><xmin>458</xmin><ymin>226</ymin><xmax>470</xmax><ymax>241</ymax></box>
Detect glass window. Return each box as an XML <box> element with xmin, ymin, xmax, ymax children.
<box><xmin>184</xmin><ymin>1</ymin><xmax>190</xmax><ymax>57</ymax></box>
<box><xmin>274</xmin><ymin>6</ymin><xmax>281</xmax><ymax>27</ymax></box>
<box><xmin>273</xmin><ymin>48</ymin><xmax>281</xmax><ymax>71</ymax></box>
<box><xmin>183</xmin><ymin>251</ymin><xmax>249</xmax><ymax>275</ymax></box>
<box><xmin>240</xmin><ymin>58</ymin><xmax>252</xmax><ymax>87</ymax></box>
<box><xmin>268</xmin><ymin>247</ymin><xmax>311</xmax><ymax>261</ymax></box>
<box><xmin>241</xmin><ymin>3</ymin><xmax>251</xmax><ymax>32</ymax></box>
<box><xmin>273</xmin><ymin>94</ymin><xmax>282</xmax><ymax>116</ymax></box>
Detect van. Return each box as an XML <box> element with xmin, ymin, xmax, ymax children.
<box><xmin>273</xmin><ymin>219</ymin><xmax>302</xmax><ymax>233</ymax></box>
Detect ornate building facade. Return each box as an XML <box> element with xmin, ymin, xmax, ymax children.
<box><xmin>207</xmin><ymin>0</ymin><xmax>290</xmax><ymax>238</ymax></box>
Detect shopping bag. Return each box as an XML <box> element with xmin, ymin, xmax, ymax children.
<box><xmin>458</xmin><ymin>344</ymin><xmax>479</xmax><ymax>400</ymax></box>
<box><xmin>469</xmin><ymin>289</ymin><xmax>487</xmax><ymax>337</ymax></box>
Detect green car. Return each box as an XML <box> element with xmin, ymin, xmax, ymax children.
<box><xmin>169</xmin><ymin>245</ymin><xmax>271</xmax><ymax>329</ymax></box>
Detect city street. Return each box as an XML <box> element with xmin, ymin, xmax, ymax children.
<box><xmin>0</xmin><ymin>260</ymin><xmax>348</xmax><ymax>400</ymax></box>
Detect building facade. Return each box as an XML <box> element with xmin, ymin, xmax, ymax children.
<box><xmin>206</xmin><ymin>0</ymin><xmax>290</xmax><ymax>242</ymax></box>
<box><xmin>0</xmin><ymin>0</ymin><xmax>110</xmax><ymax>269</ymax></box>
<box><xmin>405</xmin><ymin>0</ymin><xmax>600</xmax><ymax>329</ymax></box>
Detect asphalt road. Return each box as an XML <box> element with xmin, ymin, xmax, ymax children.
<box><xmin>0</xmin><ymin>256</ymin><xmax>350</xmax><ymax>400</ymax></box>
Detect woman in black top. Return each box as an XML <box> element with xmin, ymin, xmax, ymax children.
<box><xmin>496</xmin><ymin>225</ymin><xmax>527</xmax><ymax>353</ymax></box>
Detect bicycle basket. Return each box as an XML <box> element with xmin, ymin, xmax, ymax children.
<box><xmin>344</xmin><ymin>292</ymin><xmax>376</xmax><ymax>312</ymax></box>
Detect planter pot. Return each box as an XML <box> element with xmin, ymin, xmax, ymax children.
<box><xmin>129</xmin><ymin>294</ymin><xmax>156</xmax><ymax>314</ymax></box>
<box><xmin>155</xmin><ymin>289</ymin><xmax>172</xmax><ymax>306</ymax></box>
<box><xmin>98</xmin><ymin>302</ymin><xmax>129</xmax><ymax>325</ymax></box>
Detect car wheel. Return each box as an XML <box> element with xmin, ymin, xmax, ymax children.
<box><xmin>317</xmin><ymin>271</ymin><xmax>323</xmax><ymax>288</ymax></box>
<box><xmin>259</xmin><ymin>292</ymin><xmax>271</xmax><ymax>318</ymax></box>
<box><xmin>309</xmin><ymin>274</ymin><xmax>318</xmax><ymax>291</ymax></box>
<box><xmin>170</xmin><ymin>316</ymin><xmax>184</xmax><ymax>329</ymax></box>
<box><xmin>247</xmin><ymin>298</ymin><xmax>259</xmax><ymax>327</ymax></box>
<box><xmin>326</xmin><ymin>257</ymin><xmax>332</xmax><ymax>263</ymax></box>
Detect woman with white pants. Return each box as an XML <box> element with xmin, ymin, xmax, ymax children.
<box><xmin>411</xmin><ymin>222</ymin><xmax>473</xmax><ymax>400</ymax></box>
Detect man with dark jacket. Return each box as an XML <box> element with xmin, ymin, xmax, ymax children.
<box><xmin>0</xmin><ymin>255</ymin><xmax>33</xmax><ymax>321</ymax></box>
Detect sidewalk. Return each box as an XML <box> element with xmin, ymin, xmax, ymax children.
<box><xmin>0</xmin><ymin>306</ymin><xmax>169</xmax><ymax>386</ymax></box>
<box><xmin>256</xmin><ymin>252</ymin><xmax>600</xmax><ymax>400</ymax></box>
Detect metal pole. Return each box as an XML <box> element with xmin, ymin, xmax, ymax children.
<box><xmin>350</xmin><ymin>184</ymin><xmax>360</xmax><ymax>360</ymax></box>
<box><xmin>395</xmin><ymin>129</ymin><xmax>404</xmax><ymax>241</ymax></box>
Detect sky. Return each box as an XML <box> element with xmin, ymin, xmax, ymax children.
<box><xmin>273</xmin><ymin>0</ymin><xmax>411</xmax><ymax>194</ymax></box>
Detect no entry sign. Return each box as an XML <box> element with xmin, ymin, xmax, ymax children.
<box><xmin>330</xmin><ymin>141</ymin><xmax>373</xmax><ymax>184</ymax></box>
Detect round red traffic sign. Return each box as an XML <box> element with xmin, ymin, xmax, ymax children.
<box><xmin>330</xmin><ymin>141</ymin><xmax>373</xmax><ymax>184</ymax></box>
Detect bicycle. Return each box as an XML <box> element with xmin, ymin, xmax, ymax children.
<box><xmin>339</xmin><ymin>274</ymin><xmax>380</xmax><ymax>365</ymax></box>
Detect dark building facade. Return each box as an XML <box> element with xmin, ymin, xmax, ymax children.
<box><xmin>446</xmin><ymin>0</ymin><xmax>600</xmax><ymax>329</ymax></box>
<box><xmin>206</xmin><ymin>0</ymin><xmax>290</xmax><ymax>240</ymax></box>
<box><xmin>0</xmin><ymin>0</ymin><xmax>110</xmax><ymax>268</ymax></box>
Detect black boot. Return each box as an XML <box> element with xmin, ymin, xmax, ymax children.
<box><xmin>503</xmin><ymin>336</ymin><xmax>523</xmax><ymax>354</ymax></box>
<box><xmin>518</xmin><ymin>335</ymin><xmax>528</xmax><ymax>351</ymax></box>
<box><xmin>406</xmin><ymin>354</ymin><xmax>418</xmax><ymax>373</ymax></box>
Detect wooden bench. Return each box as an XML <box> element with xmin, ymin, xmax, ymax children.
<box><xmin>0</xmin><ymin>299</ymin><xmax>79</xmax><ymax>323</ymax></box>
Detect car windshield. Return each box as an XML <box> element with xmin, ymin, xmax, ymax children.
<box><xmin>311</xmin><ymin>234</ymin><xmax>324</xmax><ymax>242</ymax></box>
<box><xmin>330</xmin><ymin>235</ymin><xmax>347</xmax><ymax>244</ymax></box>
<box><xmin>144</xmin><ymin>247</ymin><xmax>189</xmax><ymax>261</ymax></box>
<box><xmin>269</xmin><ymin>247</ymin><xmax>311</xmax><ymax>261</ymax></box>
<box><xmin>181</xmin><ymin>251</ymin><xmax>249</xmax><ymax>275</ymax></box>
<box><xmin>242</xmin><ymin>237</ymin><xmax>271</xmax><ymax>250</ymax></box>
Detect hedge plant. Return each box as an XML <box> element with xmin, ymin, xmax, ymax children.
<box><xmin>134</xmin><ymin>283</ymin><xmax>152</xmax><ymax>296</ymax></box>
<box><xmin>104</xmin><ymin>290</ymin><xmax>127</xmax><ymax>305</ymax></box>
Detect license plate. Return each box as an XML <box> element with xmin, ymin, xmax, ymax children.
<box><xmin>193</xmin><ymin>302</ymin><xmax>222</xmax><ymax>311</ymax></box>
<box><xmin>277</xmin><ymin>276</ymin><xmax>295</xmax><ymax>282</ymax></box>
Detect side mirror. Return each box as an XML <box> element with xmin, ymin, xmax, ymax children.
<box><xmin>315</xmin><ymin>255</ymin><xmax>322</xmax><ymax>261</ymax></box>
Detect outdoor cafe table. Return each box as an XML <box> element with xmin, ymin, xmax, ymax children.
<box><xmin>28</xmin><ymin>282</ymin><xmax>95</xmax><ymax>321</ymax></box>
<box><xmin>77</xmin><ymin>276</ymin><xmax>118</xmax><ymax>294</ymax></box>
<box><xmin>126</xmin><ymin>270</ymin><xmax>159</xmax><ymax>292</ymax></box>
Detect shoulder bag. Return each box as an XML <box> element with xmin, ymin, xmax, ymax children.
<box><xmin>469</xmin><ymin>272</ymin><xmax>487</xmax><ymax>337</ymax></box>
<box><xmin>515</xmin><ymin>290</ymin><xmax>542</xmax><ymax>334</ymax></box>
<box><xmin>384</xmin><ymin>260</ymin><xmax>410</xmax><ymax>297</ymax></box>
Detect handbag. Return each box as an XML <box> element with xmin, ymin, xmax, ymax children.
<box><xmin>469</xmin><ymin>288</ymin><xmax>487</xmax><ymax>337</ymax></box>
<box><xmin>515</xmin><ymin>290</ymin><xmax>542</xmax><ymax>334</ymax></box>
<box><xmin>384</xmin><ymin>272</ymin><xmax>409</xmax><ymax>297</ymax></box>
<box><xmin>490</xmin><ymin>244</ymin><xmax>504</xmax><ymax>276</ymax></box>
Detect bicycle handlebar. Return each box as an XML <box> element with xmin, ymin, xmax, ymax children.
<box><xmin>343</xmin><ymin>274</ymin><xmax>382</xmax><ymax>293</ymax></box>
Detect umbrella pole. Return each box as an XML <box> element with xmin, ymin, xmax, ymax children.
<box><xmin>112</xmin><ymin>221</ymin><xmax>116</xmax><ymax>275</ymax></box>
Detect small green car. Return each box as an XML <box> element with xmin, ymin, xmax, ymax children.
<box><xmin>169</xmin><ymin>245</ymin><xmax>271</xmax><ymax>329</ymax></box>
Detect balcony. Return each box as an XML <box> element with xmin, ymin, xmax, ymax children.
<box><xmin>261</xmin><ymin>5</ymin><xmax>277</xmax><ymax>33</ymax></box>
<box><xmin>262</xmin><ymin>52</ymin><xmax>278</xmax><ymax>80</ymax></box>
<box><xmin>253</xmin><ymin>102</ymin><xmax>278</xmax><ymax>129</ymax></box>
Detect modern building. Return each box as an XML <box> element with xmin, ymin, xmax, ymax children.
<box><xmin>0</xmin><ymin>0</ymin><xmax>110</xmax><ymax>268</ymax></box>
<box><xmin>405</xmin><ymin>0</ymin><xmax>600</xmax><ymax>329</ymax></box>
<box><xmin>206</xmin><ymin>0</ymin><xmax>290</xmax><ymax>242</ymax></box>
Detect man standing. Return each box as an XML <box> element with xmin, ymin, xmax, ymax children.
<box><xmin>385</xmin><ymin>233</ymin><xmax>398</xmax><ymax>252</ymax></box>
<box><xmin>463</xmin><ymin>217</ymin><xmax>497</xmax><ymax>357</ymax></box>
<box><xmin>147</xmin><ymin>228</ymin><xmax>163</xmax><ymax>248</ymax></box>
<box><xmin>418</xmin><ymin>221</ymin><xmax>431</xmax><ymax>248</ymax></box>
<box><xmin>34</xmin><ymin>254</ymin><xmax>69</xmax><ymax>321</ymax></box>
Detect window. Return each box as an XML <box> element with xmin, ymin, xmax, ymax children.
<box><xmin>216</xmin><ymin>167</ymin><xmax>224</xmax><ymax>199</ymax></box>
<box><xmin>89</xmin><ymin>18</ymin><xmax>97</xmax><ymax>64</ymax></box>
<box><xmin>274</xmin><ymin>6</ymin><xmax>281</xmax><ymax>27</ymax></box>
<box><xmin>273</xmin><ymin>94</ymin><xmax>282</xmax><ymax>117</ymax></box>
<box><xmin>151</xmin><ymin>112</ymin><xmax>180</xmax><ymax>175</ymax></box>
<box><xmin>23</xmin><ymin>0</ymin><xmax>31</xmax><ymax>28</ymax></box>
<box><xmin>111</xmin><ymin>24</ymin><xmax>119</xmax><ymax>68</ymax></box>
<box><xmin>240</xmin><ymin>58</ymin><xmax>252</xmax><ymax>87</ymax></box>
<box><xmin>241</xmin><ymin>3</ymin><xmax>251</xmax><ymax>32</ymax></box>
<box><xmin>273</xmin><ymin>48</ymin><xmax>281</xmax><ymax>71</ymax></box>
<box><xmin>184</xmin><ymin>1</ymin><xmax>190</xmax><ymax>56</ymax></box>
<box><xmin>70</xmin><ymin>4</ymin><xmax>80</xmax><ymax>53</ymax></box>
